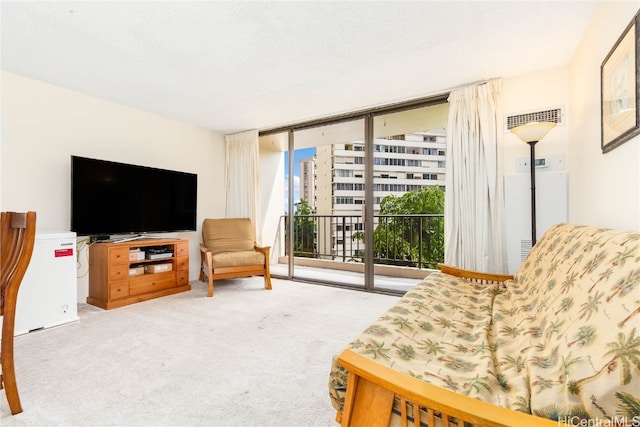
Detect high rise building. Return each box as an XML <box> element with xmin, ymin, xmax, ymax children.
<box><xmin>314</xmin><ymin>130</ymin><xmax>446</xmax><ymax>260</ymax></box>
<box><xmin>299</xmin><ymin>156</ymin><xmax>316</xmax><ymax>208</ymax></box>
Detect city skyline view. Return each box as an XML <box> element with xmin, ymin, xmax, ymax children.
<box><xmin>282</xmin><ymin>130</ymin><xmax>447</xmax><ymax>265</ymax></box>
<box><xmin>284</xmin><ymin>147</ymin><xmax>315</xmax><ymax>212</ymax></box>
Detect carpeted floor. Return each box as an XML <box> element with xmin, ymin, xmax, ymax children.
<box><xmin>0</xmin><ymin>277</ymin><xmax>399</xmax><ymax>426</ymax></box>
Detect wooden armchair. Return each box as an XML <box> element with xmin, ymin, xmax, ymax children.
<box><xmin>199</xmin><ymin>218</ymin><xmax>272</xmax><ymax>297</ymax></box>
<box><xmin>0</xmin><ymin>211</ymin><xmax>36</xmax><ymax>415</ymax></box>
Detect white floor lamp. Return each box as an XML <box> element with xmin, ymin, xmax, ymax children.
<box><xmin>510</xmin><ymin>121</ymin><xmax>557</xmax><ymax>246</ymax></box>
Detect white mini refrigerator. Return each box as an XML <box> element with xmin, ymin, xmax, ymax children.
<box><xmin>14</xmin><ymin>232</ymin><xmax>79</xmax><ymax>336</ymax></box>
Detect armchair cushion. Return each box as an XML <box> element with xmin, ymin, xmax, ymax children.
<box><xmin>203</xmin><ymin>218</ymin><xmax>255</xmax><ymax>254</ymax></box>
<box><xmin>212</xmin><ymin>250</ymin><xmax>265</xmax><ymax>269</ymax></box>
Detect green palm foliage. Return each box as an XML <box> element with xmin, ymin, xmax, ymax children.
<box><xmin>581</xmin><ymin>251</ymin><xmax>607</xmax><ymax>278</ymax></box>
<box><xmin>570</xmin><ymin>328</ymin><xmax>640</xmax><ymax>392</ymax></box>
<box><xmin>555</xmin><ymin>296</ymin><xmax>574</xmax><ymax>316</ymax></box>
<box><xmin>395</xmin><ymin>344</ymin><xmax>416</xmax><ymax>361</ymax></box>
<box><xmin>418</xmin><ymin>338</ymin><xmax>445</xmax><ymax>355</ymax></box>
<box><xmin>578</xmin><ymin>290</ymin><xmax>605</xmax><ymax>320</ymax></box>
<box><xmin>389</xmin><ymin>305</ymin><xmax>411</xmax><ymax>315</ymax></box>
<box><xmin>605</xmin><ymin>328</ymin><xmax>640</xmax><ymax>385</ymax></box>
<box><xmin>410</xmin><ymin>300</ymin><xmax>429</xmax><ymax>311</ymax></box>
<box><xmin>533</xmin><ymin>404</ymin><xmax>590</xmax><ymax>422</ymax></box>
<box><xmin>493</xmin><ymin>373</ymin><xmax>511</xmax><ymax>393</ymax></box>
<box><xmin>584</xmin><ymin>238</ymin><xmax>602</xmax><ymax>252</ymax></box>
<box><xmin>545</xmin><ymin>319</ymin><xmax>566</xmax><ymax>338</ymax></box>
<box><xmin>292</xmin><ymin>199</ymin><xmax>316</xmax><ymax>257</ymax></box>
<box><xmin>460</xmin><ymin>374</ymin><xmax>492</xmax><ymax>396</ymax></box>
<box><xmin>612</xmin><ymin>245</ymin><xmax>639</xmax><ymax>266</ymax></box>
<box><xmin>589</xmin><ymin>267</ymin><xmax>614</xmax><ymax>292</ymax></box>
<box><xmin>364</xmin><ymin>324</ymin><xmax>391</xmax><ymax>337</ymax></box>
<box><xmin>433</xmin><ymin>316</ymin><xmax>455</xmax><ymax>329</ymax></box>
<box><xmin>533</xmin><ymin>376</ymin><xmax>555</xmax><ymax>392</ymax></box>
<box><xmin>560</xmin><ymin>272</ymin><xmax>579</xmax><ymax>295</ymax></box>
<box><xmin>362</xmin><ymin>339</ymin><xmax>391</xmax><ymax>360</ymax></box>
<box><xmin>392</xmin><ymin>317</ymin><xmax>414</xmax><ymax>331</ymax></box>
<box><xmin>501</xmin><ymin>354</ymin><xmax>526</xmax><ymax>373</ymax></box>
<box><xmin>439</xmin><ymin>356</ymin><xmax>478</xmax><ymax>372</ymax></box>
<box><xmin>417</xmin><ymin>321</ymin><xmax>433</xmax><ymax>332</ymax></box>
<box><xmin>352</xmin><ymin>186</ymin><xmax>444</xmax><ymax>268</ymax></box>
<box><xmin>608</xmin><ymin>269</ymin><xmax>640</xmax><ymax>302</ymax></box>
<box><xmin>557</xmin><ymin>353</ymin><xmax>582</xmax><ymax>383</ymax></box>
<box><xmin>616</xmin><ymin>392</ymin><xmax>640</xmax><ymax>418</ymax></box>
<box><xmin>513</xmin><ymin>396</ymin><xmax>531</xmax><ymax>413</ymax></box>
<box><xmin>567</xmin><ymin>325</ymin><xmax>597</xmax><ymax>347</ymax></box>
<box><xmin>499</xmin><ymin>325</ymin><xmax>523</xmax><ymax>338</ymax></box>
<box><xmin>530</xmin><ymin>347</ymin><xmax>559</xmax><ymax>369</ymax></box>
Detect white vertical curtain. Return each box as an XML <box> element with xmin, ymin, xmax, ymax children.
<box><xmin>444</xmin><ymin>79</ymin><xmax>507</xmax><ymax>273</ymax></box>
<box><xmin>225</xmin><ymin>129</ymin><xmax>261</xmax><ymax>242</ymax></box>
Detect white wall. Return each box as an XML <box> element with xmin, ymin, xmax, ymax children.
<box><xmin>1</xmin><ymin>71</ymin><xmax>226</xmax><ymax>300</ymax></box>
<box><xmin>500</xmin><ymin>1</ymin><xmax>640</xmax><ymax>234</ymax></box>
<box><xmin>500</xmin><ymin>66</ymin><xmax>571</xmax><ymax>254</ymax></box>
<box><xmin>568</xmin><ymin>2</ymin><xmax>640</xmax><ymax>231</ymax></box>
<box><xmin>259</xmin><ymin>149</ymin><xmax>285</xmax><ymax>260</ymax></box>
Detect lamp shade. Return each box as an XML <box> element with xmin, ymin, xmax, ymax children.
<box><xmin>510</xmin><ymin>121</ymin><xmax>557</xmax><ymax>143</ymax></box>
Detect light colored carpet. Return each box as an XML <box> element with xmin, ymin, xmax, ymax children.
<box><xmin>0</xmin><ymin>277</ymin><xmax>399</xmax><ymax>426</ymax></box>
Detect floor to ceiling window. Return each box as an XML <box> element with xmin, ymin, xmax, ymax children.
<box><xmin>370</xmin><ymin>103</ymin><xmax>448</xmax><ymax>291</ymax></box>
<box><xmin>264</xmin><ymin>95</ymin><xmax>449</xmax><ymax>294</ymax></box>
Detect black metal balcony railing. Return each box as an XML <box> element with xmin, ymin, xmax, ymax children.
<box><xmin>281</xmin><ymin>214</ymin><xmax>444</xmax><ymax>270</ymax></box>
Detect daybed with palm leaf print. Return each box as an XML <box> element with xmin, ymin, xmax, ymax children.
<box><xmin>329</xmin><ymin>223</ymin><xmax>640</xmax><ymax>427</ymax></box>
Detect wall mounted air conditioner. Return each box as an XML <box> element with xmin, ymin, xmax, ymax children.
<box><xmin>504</xmin><ymin>107</ymin><xmax>565</xmax><ymax>133</ymax></box>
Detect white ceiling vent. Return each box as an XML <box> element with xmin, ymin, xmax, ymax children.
<box><xmin>504</xmin><ymin>107</ymin><xmax>564</xmax><ymax>132</ymax></box>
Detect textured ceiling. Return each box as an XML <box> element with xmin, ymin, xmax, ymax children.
<box><xmin>1</xmin><ymin>1</ymin><xmax>599</xmax><ymax>134</ymax></box>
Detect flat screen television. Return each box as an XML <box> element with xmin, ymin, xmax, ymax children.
<box><xmin>71</xmin><ymin>156</ymin><xmax>197</xmax><ymax>237</ymax></box>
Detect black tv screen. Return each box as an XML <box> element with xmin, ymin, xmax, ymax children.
<box><xmin>71</xmin><ymin>156</ymin><xmax>197</xmax><ymax>236</ymax></box>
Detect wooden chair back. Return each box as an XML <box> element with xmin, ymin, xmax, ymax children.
<box><xmin>0</xmin><ymin>211</ymin><xmax>37</xmax><ymax>415</ymax></box>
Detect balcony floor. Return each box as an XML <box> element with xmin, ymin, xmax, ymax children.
<box><xmin>270</xmin><ymin>262</ymin><xmax>423</xmax><ymax>292</ymax></box>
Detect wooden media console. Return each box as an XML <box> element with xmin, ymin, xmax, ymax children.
<box><xmin>88</xmin><ymin>238</ymin><xmax>190</xmax><ymax>309</ymax></box>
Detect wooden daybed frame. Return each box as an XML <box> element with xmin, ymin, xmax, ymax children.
<box><xmin>335</xmin><ymin>264</ymin><xmax>559</xmax><ymax>427</ymax></box>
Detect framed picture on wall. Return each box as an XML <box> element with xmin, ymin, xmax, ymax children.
<box><xmin>601</xmin><ymin>9</ymin><xmax>639</xmax><ymax>154</ymax></box>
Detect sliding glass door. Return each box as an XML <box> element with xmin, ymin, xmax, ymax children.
<box><xmin>274</xmin><ymin>119</ymin><xmax>367</xmax><ymax>289</ymax></box>
<box><xmin>370</xmin><ymin>104</ymin><xmax>448</xmax><ymax>291</ymax></box>
<box><xmin>266</xmin><ymin>97</ymin><xmax>448</xmax><ymax>293</ymax></box>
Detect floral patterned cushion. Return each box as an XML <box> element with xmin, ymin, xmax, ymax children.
<box><xmin>493</xmin><ymin>223</ymin><xmax>640</xmax><ymax>421</ymax></box>
<box><xmin>329</xmin><ymin>223</ymin><xmax>640</xmax><ymax>424</ymax></box>
<box><xmin>329</xmin><ymin>272</ymin><xmax>502</xmax><ymax>411</ymax></box>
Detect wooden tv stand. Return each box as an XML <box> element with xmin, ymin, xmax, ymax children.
<box><xmin>88</xmin><ymin>238</ymin><xmax>190</xmax><ymax>310</ymax></box>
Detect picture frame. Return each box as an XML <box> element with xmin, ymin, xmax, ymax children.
<box><xmin>601</xmin><ymin>9</ymin><xmax>640</xmax><ymax>154</ymax></box>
